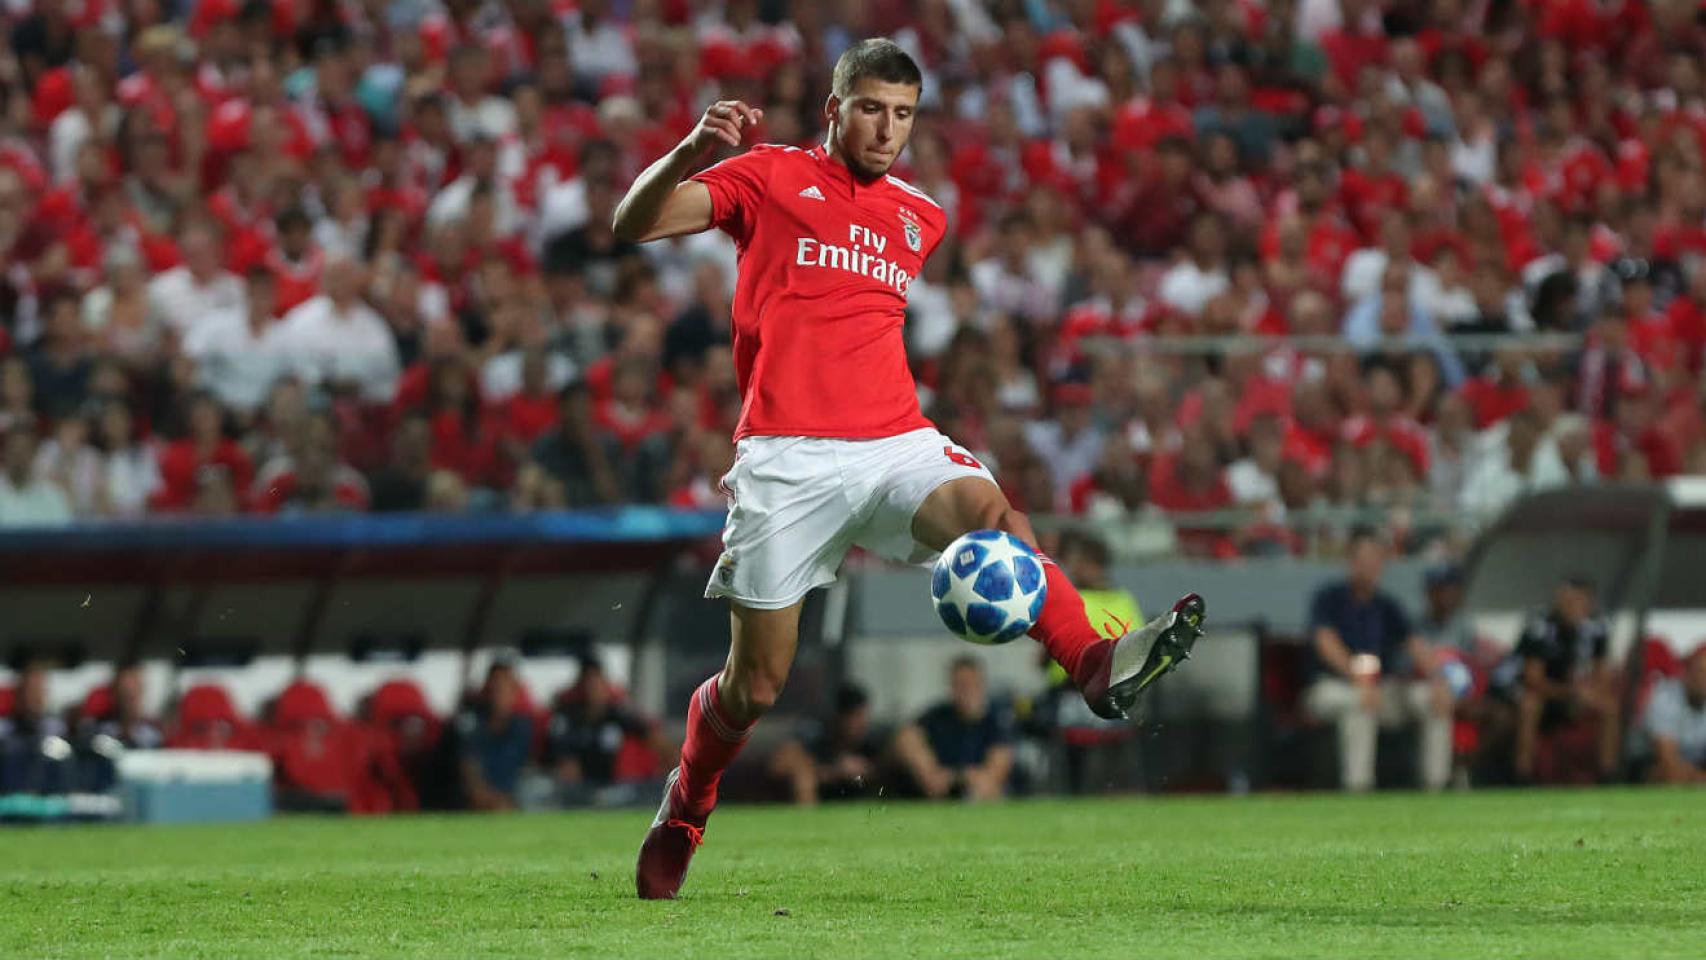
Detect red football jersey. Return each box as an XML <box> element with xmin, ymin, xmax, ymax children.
<box><xmin>691</xmin><ymin>143</ymin><xmax>946</xmax><ymax>440</ymax></box>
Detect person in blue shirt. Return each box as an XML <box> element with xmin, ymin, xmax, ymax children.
<box><xmin>1304</xmin><ymin>531</ymin><xmax>1453</xmax><ymax>792</ymax></box>
<box><xmin>893</xmin><ymin>657</ymin><xmax>1014</xmax><ymax>802</ymax></box>
<box><xmin>451</xmin><ymin>656</ymin><xmax>534</xmax><ymax>811</ymax></box>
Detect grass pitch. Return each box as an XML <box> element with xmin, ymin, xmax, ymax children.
<box><xmin>3</xmin><ymin>789</ymin><xmax>1702</xmax><ymax>959</ymax></box>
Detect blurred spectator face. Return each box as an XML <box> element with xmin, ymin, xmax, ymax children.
<box><xmin>426</xmin><ymin>470</ymin><xmax>469</xmax><ymax>512</ymax></box>
<box><xmin>1426</xmin><ymin>574</ymin><xmax>1463</xmax><ymax>622</ymax></box>
<box><xmin>1250</xmin><ymin>415</ymin><xmax>1284</xmax><ymax>471</ymax></box>
<box><xmin>1188</xmin><ymin>215</ymin><xmax>1226</xmax><ymax>264</ymax></box>
<box><xmin>1378</xmin><ymin>290</ymin><xmax>1409</xmax><ymax>336</ymax></box>
<box><xmin>324</xmin><ymin>258</ymin><xmax>365</xmax><ymax>307</ymax></box>
<box><xmin>1368</xmin><ymin>367</ymin><xmax>1403</xmax><ymax>416</ymax></box>
<box><xmin>3</xmin><ymin>429</ymin><xmax>37</xmax><ymax>483</ymax></box>
<box><xmin>54</xmin><ymin>414</ymin><xmax>90</xmax><ymax>453</ymax></box>
<box><xmin>484</xmin><ymin>663</ymin><xmax>519</xmax><ymax>719</ymax></box>
<box><xmin>45</xmin><ymin>296</ymin><xmax>83</xmax><ymax>347</ymax></box>
<box><xmin>1684</xmin><ymin>649</ymin><xmax>1706</xmax><ymax>701</ymax></box>
<box><xmin>1278</xmin><ymin>458</ymin><xmax>1316</xmax><ymax>509</ymax></box>
<box><xmin>1347</xmin><ymin>535</ymin><xmax>1386</xmax><ymax>592</ymax></box>
<box><xmin>114</xmin><ymin>664</ymin><xmax>145</xmax><ymax>720</ymax></box>
<box><xmin>949</xmin><ymin>659</ymin><xmax>987</xmax><ymax>722</ymax></box>
<box><xmin>827</xmin><ymin>74</ymin><xmax>919</xmax><ymax>181</ymax></box>
<box><xmin>1435</xmin><ymin>393</ymin><xmax>1472</xmax><ymax>440</ymax></box>
<box><xmin>189</xmin><ymin>396</ymin><xmax>223</xmax><ymax>444</ymax></box>
<box><xmin>1</xmin><ymin>359</ymin><xmax>32</xmax><ymax>411</ymax></box>
<box><xmin>246</xmin><ymin>272</ymin><xmax>277</xmax><ymax>320</ymax></box>
<box><xmin>1507</xmin><ymin>409</ymin><xmax>1542</xmax><ymax>466</ymax></box>
<box><xmin>1555</xmin><ymin>580</ymin><xmax>1594</xmax><ymax>625</ymax></box>
<box><xmin>611</xmin><ymin>359</ymin><xmax>654</xmax><ymax>409</ymax></box>
<box><xmin>98</xmin><ymin>403</ymin><xmax>134</xmax><ymax>449</ymax></box>
<box><xmin>393</xmin><ymin>416</ymin><xmax>432</xmax><ymax>472</ymax></box>
<box><xmin>180</xmin><ymin>226</ymin><xmax>220</xmax><ymax>279</ymax></box>
<box><xmin>16</xmin><ymin>662</ymin><xmax>48</xmax><ymax>720</ymax></box>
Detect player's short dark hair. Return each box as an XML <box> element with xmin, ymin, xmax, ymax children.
<box><xmin>949</xmin><ymin>655</ymin><xmax>982</xmax><ymax>676</ymax></box>
<box><xmin>831</xmin><ymin>38</ymin><xmax>922</xmax><ymax>99</ymax></box>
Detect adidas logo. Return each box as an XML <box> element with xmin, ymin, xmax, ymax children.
<box><xmin>798</xmin><ymin>185</ymin><xmax>826</xmax><ymax>201</ymax></box>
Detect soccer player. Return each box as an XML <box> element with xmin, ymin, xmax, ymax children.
<box><xmin>613</xmin><ymin>38</ymin><xmax>1207</xmax><ymax>899</ymax></box>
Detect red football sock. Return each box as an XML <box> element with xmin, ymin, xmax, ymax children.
<box><xmin>675</xmin><ymin>672</ymin><xmax>752</xmax><ymax>820</ymax></box>
<box><xmin>1027</xmin><ymin>558</ymin><xmax>1111</xmax><ymax>686</ymax></box>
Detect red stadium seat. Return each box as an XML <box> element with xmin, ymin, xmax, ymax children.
<box><xmin>80</xmin><ymin>685</ymin><xmax>114</xmax><ymax>720</ymax></box>
<box><xmin>0</xmin><ymin>686</ymin><xmax>12</xmax><ymax>717</ymax></box>
<box><xmin>265</xmin><ymin>680</ymin><xmax>370</xmax><ymax>809</ymax></box>
<box><xmin>356</xmin><ymin>679</ymin><xmax>443</xmax><ymax>814</ymax></box>
<box><xmin>167</xmin><ymin>684</ymin><xmax>263</xmax><ymax>751</ymax></box>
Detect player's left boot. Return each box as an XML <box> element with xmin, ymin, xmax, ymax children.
<box><xmin>1078</xmin><ymin>593</ymin><xmax>1207</xmax><ymax>721</ymax></box>
<box><xmin>635</xmin><ymin>768</ymin><xmax>707</xmax><ymax>900</ymax></box>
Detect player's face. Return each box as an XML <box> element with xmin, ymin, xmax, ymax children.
<box><xmin>828</xmin><ymin>79</ymin><xmax>919</xmax><ymax>181</ymax></box>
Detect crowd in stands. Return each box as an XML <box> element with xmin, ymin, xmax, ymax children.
<box><xmin>0</xmin><ymin>1</ymin><xmax>1701</xmax><ymax>553</ymax></box>
<box><xmin>0</xmin><ymin>652</ymin><xmax>671</xmax><ymax>812</ymax></box>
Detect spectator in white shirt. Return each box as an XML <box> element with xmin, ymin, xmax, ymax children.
<box><xmin>184</xmin><ymin>268</ymin><xmax>290</xmax><ymax>418</ymax></box>
<box><xmin>1460</xmin><ymin>407</ymin><xmax>1569</xmax><ymax>516</ymax></box>
<box><xmin>1228</xmin><ymin>414</ymin><xmax>1285</xmax><ymax>507</ymax></box>
<box><xmin>93</xmin><ymin>401</ymin><xmax>161</xmax><ymax>520</ymax></box>
<box><xmin>1644</xmin><ymin>647</ymin><xmax>1706</xmax><ymax>784</ymax></box>
<box><xmin>1023</xmin><ymin>383</ymin><xmax>1105</xmax><ymax>509</ymax></box>
<box><xmin>1158</xmin><ymin>214</ymin><xmax>1232</xmax><ymax>317</ymax></box>
<box><xmin>0</xmin><ymin>427</ymin><xmax>73</xmax><ymax>527</ymax></box>
<box><xmin>146</xmin><ymin>220</ymin><xmax>244</xmax><ymax>337</ymax></box>
<box><xmin>565</xmin><ymin>0</ymin><xmax>637</xmax><ymax>84</ymax></box>
<box><xmin>32</xmin><ymin>409</ymin><xmax>103</xmax><ymax>517</ymax></box>
<box><xmin>274</xmin><ymin>256</ymin><xmax>402</xmax><ymax>403</ymax></box>
<box><xmin>427</xmin><ymin>137</ymin><xmax>521</xmax><ymax>238</ymax></box>
<box><xmin>445</xmin><ymin>46</ymin><xmax>518</xmax><ymax>144</ymax></box>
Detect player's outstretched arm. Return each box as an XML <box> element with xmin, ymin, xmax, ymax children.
<box><xmin>612</xmin><ymin>99</ymin><xmax>764</xmax><ymax>244</ymax></box>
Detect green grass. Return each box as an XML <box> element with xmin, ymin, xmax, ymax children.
<box><xmin>3</xmin><ymin>789</ymin><xmax>1703</xmax><ymax>959</ymax></box>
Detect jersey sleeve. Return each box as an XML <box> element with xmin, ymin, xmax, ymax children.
<box><xmin>689</xmin><ymin>145</ymin><xmax>775</xmax><ymax>243</ymax></box>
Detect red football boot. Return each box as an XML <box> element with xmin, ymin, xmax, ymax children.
<box><xmin>635</xmin><ymin>768</ymin><xmax>707</xmax><ymax>900</ymax></box>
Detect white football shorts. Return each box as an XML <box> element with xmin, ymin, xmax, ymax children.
<box><xmin>704</xmin><ymin>427</ymin><xmax>998</xmax><ymax>610</ymax></box>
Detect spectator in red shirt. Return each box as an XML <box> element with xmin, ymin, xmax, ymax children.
<box><xmin>1149</xmin><ymin>427</ymin><xmax>1235</xmax><ymax>557</ymax></box>
<box><xmin>152</xmin><ymin>391</ymin><xmax>255</xmax><ymax>512</ymax></box>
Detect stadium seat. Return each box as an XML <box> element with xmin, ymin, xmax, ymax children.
<box><xmin>80</xmin><ymin>686</ymin><xmax>114</xmax><ymax>720</ymax></box>
<box><xmin>167</xmin><ymin>683</ymin><xmax>263</xmax><ymax>752</ymax></box>
<box><xmin>357</xmin><ymin>678</ymin><xmax>443</xmax><ymax>813</ymax></box>
<box><xmin>265</xmin><ymin>680</ymin><xmax>370</xmax><ymax>812</ymax></box>
<box><xmin>0</xmin><ymin>687</ymin><xmax>12</xmax><ymax>717</ymax></box>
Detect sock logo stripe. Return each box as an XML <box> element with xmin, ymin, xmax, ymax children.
<box><xmin>697</xmin><ymin>679</ymin><xmax>750</xmax><ymax>743</ymax></box>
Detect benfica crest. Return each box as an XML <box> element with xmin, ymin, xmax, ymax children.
<box><xmin>898</xmin><ymin>208</ymin><xmax>922</xmax><ymax>252</ymax></box>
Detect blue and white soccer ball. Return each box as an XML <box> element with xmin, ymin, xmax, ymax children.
<box><xmin>930</xmin><ymin>529</ymin><xmax>1048</xmax><ymax>645</ymax></box>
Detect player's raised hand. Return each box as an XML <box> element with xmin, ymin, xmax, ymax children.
<box><xmin>686</xmin><ymin>100</ymin><xmax>764</xmax><ymax>154</ymax></box>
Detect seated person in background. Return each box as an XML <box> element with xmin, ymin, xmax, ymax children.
<box><xmin>546</xmin><ymin>657</ymin><xmax>664</xmax><ymax>798</ymax></box>
<box><xmin>449</xmin><ymin>656</ymin><xmax>533</xmax><ymax>811</ymax></box>
<box><xmin>768</xmin><ymin>683</ymin><xmax>885</xmax><ymax>805</ymax></box>
<box><xmin>893</xmin><ymin>657</ymin><xmax>1015</xmax><ymax>802</ymax></box>
<box><xmin>0</xmin><ymin>659</ymin><xmax>70</xmax><ymax>793</ymax></box>
<box><xmin>79</xmin><ymin>660</ymin><xmax>163</xmax><ymax>749</ymax></box>
<box><xmin>1304</xmin><ymin>530</ymin><xmax>1453</xmax><ymax>793</ymax></box>
<box><xmin>1643</xmin><ymin>645</ymin><xmax>1706</xmax><ymax>785</ymax></box>
<box><xmin>1500</xmin><ymin>577</ymin><xmax>1618</xmax><ymax>782</ymax></box>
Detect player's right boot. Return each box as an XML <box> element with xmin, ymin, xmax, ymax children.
<box><xmin>635</xmin><ymin>768</ymin><xmax>707</xmax><ymax>900</ymax></box>
<box><xmin>1079</xmin><ymin>593</ymin><xmax>1207</xmax><ymax>721</ymax></box>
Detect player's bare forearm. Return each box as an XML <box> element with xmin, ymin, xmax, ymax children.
<box><xmin>612</xmin><ymin>99</ymin><xmax>763</xmax><ymax>243</ymax></box>
<box><xmin>612</xmin><ymin>144</ymin><xmax>711</xmax><ymax>243</ymax></box>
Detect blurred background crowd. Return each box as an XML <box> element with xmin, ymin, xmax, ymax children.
<box><xmin>0</xmin><ymin>0</ymin><xmax>1703</xmax><ymax>558</ymax></box>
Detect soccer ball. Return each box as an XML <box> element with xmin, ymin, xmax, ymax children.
<box><xmin>930</xmin><ymin>529</ymin><xmax>1048</xmax><ymax>645</ymax></box>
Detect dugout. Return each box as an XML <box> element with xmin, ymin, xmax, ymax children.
<box><xmin>1461</xmin><ymin>478</ymin><xmax>1706</xmax><ymax>666</ymax></box>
